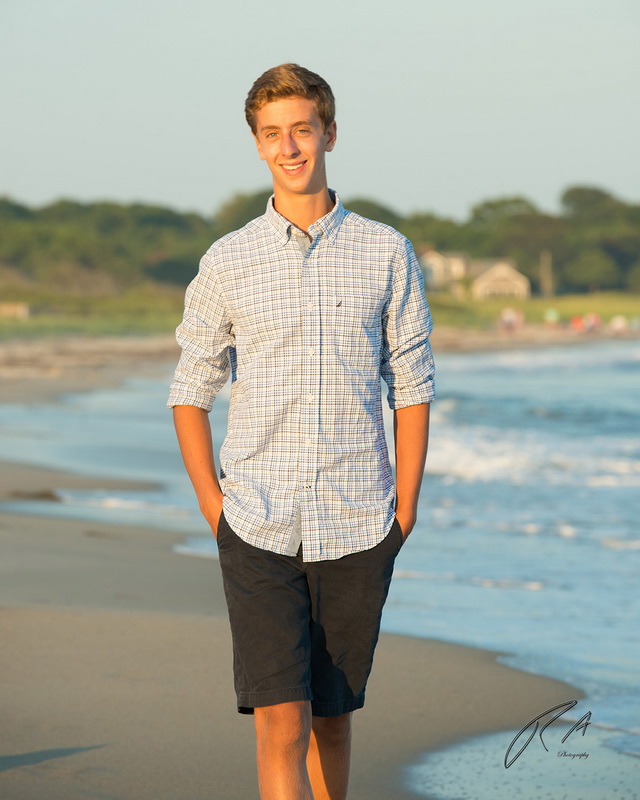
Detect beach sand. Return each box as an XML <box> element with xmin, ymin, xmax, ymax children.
<box><xmin>1</xmin><ymin>324</ymin><xmax>633</xmax><ymax>403</ymax></box>
<box><xmin>0</xmin><ymin>335</ymin><xmax>179</xmax><ymax>404</ymax></box>
<box><xmin>0</xmin><ymin>336</ymin><xmax>584</xmax><ymax>799</ymax></box>
<box><xmin>0</xmin><ymin>463</ymin><xmax>581</xmax><ymax>800</ymax></box>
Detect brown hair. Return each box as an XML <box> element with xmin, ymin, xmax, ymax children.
<box><xmin>245</xmin><ymin>63</ymin><xmax>335</xmax><ymax>134</ymax></box>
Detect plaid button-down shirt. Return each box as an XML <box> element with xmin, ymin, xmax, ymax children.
<box><xmin>168</xmin><ymin>193</ymin><xmax>435</xmax><ymax>561</ymax></box>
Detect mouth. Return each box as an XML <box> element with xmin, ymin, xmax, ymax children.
<box><xmin>280</xmin><ymin>161</ymin><xmax>307</xmax><ymax>173</ymax></box>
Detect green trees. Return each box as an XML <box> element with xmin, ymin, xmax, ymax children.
<box><xmin>213</xmin><ymin>189</ymin><xmax>273</xmax><ymax>238</ymax></box>
<box><xmin>0</xmin><ymin>185</ymin><xmax>638</xmax><ymax>297</ymax></box>
<box><xmin>343</xmin><ymin>198</ymin><xmax>402</xmax><ymax>230</ymax></box>
<box><xmin>563</xmin><ymin>249</ymin><xmax>620</xmax><ymax>292</ymax></box>
<box><xmin>403</xmin><ymin>186</ymin><xmax>639</xmax><ymax>293</ymax></box>
<box><xmin>561</xmin><ymin>187</ymin><xmax>620</xmax><ymax>221</ymax></box>
<box><xmin>0</xmin><ymin>196</ymin><xmax>216</xmax><ymax>294</ymax></box>
<box><xmin>559</xmin><ymin>186</ymin><xmax>640</xmax><ymax>292</ymax></box>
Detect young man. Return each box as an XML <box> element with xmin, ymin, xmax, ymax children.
<box><xmin>168</xmin><ymin>64</ymin><xmax>435</xmax><ymax>800</ymax></box>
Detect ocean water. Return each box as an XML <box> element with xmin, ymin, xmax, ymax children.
<box><xmin>1</xmin><ymin>338</ymin><xmax>639</xmax><ymax>798</ymax></box>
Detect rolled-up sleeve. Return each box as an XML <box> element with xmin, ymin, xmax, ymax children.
<box><xmin>381</xmin><ymin>237</ymin><xmax>436</xmax><ymax>409</ymax></box>
<box><xmin>167</xmin><ymin>253</ymin><xmax>234</xmax><ymax>412</ymax></box>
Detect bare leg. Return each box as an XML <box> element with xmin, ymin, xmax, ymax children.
<box><xmin>306</xmin><ymin>713</ymin><xmax>352</xmax><ymax>800</ymax></box>
<box><xmin>254</xmin><ymin>701</ymin><xmax>314</xmax><ymax>800</ymax></box>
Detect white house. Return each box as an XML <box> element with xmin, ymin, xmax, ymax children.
<box><xmin>419</xmin><ymin>249</ymin><xmax>468</xmax><ymax>290</ymax></box>
<box><xmin>418</xmin><ymin>249</ymin><xmax>531</xmax><ymax>300</ymax></box>
<box><xmin>469</xmin><ymin>260</ymin><xmax>531</xmax><ymax>301</ymax></box>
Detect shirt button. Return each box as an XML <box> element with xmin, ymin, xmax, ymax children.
<box><xmin>307</xmin><ymin>393</ymin><xmax>314</xmax><ymax>402</ymax></box>
<box><xmin>308</xmin><ymin>348</ymin><xmax>315</xmax><ymax>357</ymax></box>
<box><xmin>305</xmin><ymin>438</ymin><xmax>313</xmax><ymax>447</ymax></box>
<box><xmin>307</xmin><ymin>302</ymin><xmax>313</xmax><ymax>311</ymax></box>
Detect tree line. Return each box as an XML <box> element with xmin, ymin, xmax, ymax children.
<box><xmin>1</xmin><ymin>185</ymin><xmax>638</xmax><ymax>297</ymax></box>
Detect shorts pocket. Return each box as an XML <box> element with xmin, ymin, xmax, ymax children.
<box><xmin>393</xmin><ymin>516</ymin><xmax>405</xmax><ymax>548</ymax></box>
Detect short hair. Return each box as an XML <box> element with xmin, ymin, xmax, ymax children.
<box><xmin>245</xmin><ymin>63</ymin><xmax>335</xmax><ymax>134</ymax></box>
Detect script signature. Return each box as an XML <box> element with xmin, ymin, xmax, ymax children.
<box><xmin>504</xmin><ymin>700</ymin><xmax>591</xmax><ymax>768</ymax></box>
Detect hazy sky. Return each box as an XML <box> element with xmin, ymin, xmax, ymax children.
<box><xmin>2</xmin><ymin>0</ymin><xmax>639</xmax><ymax>220</ymax></box>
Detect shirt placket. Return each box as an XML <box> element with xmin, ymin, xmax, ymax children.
<box><xmin>298</xmin><ymin>233</ymin><xmax>322</xmax><ymax>558</ymax></box>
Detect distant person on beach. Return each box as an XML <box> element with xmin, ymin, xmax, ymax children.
<box><xmin>168</xmin><ymin>63</ymin><xmax>435</xmax><ymax>799</ymax></box>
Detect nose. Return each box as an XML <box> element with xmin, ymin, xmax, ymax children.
<box><xmin>280</xmin><ymin>132</ymin><xmax>300</xmax><ymax>158</ymax></box>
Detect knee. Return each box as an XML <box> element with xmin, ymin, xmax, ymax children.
<box><xmin>255</xmin><ymin>701</ymin><xmax>312</xmax><ymax>751</ymax></box>
<box><xmin>312</xmin><ymin>713</ymin><xmax>352</xmax><ymax>750</ymax></box>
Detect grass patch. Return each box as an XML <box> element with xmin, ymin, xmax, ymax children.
<box><xmin>0</xmin><ymin>311</ymin><xmax>182</xmax><ymax>340</ymax></box>
<box><xmin>0</xmin><ymin>283</ymin><xmax>184</xmax><ymax>340</ymax></box>
<box><xmin>1</xmin><ymin>288</ymin><xmax>638</xmax><ymax>340</ymax></box>
<box><xmin>428</xmin><ymin>291</ymin><xmax>640</xmax><ymax>329</ymax></box>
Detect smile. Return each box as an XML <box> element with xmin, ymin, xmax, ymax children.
<box><xmin>281</xmin><ymin>162</ymin><xmax>307</xmax><ymax>172</ymax></box>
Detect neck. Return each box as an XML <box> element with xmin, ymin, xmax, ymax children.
<box><xmin>272</xmin><ymin>188</ymin><xmax>333</xmax><ymax>233</ymax></box>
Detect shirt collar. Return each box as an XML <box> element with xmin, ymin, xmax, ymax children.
<box><xmin>265</xmin><ymin>189</ymin><xmax>347</xmax><ymax>246</ymax></box>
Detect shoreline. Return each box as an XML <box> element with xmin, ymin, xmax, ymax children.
<box><xmin>1</xmin><ymin>327</ymin><xmax>637</xmax><ymax>404</ymax></box>
<box><xmin>0</xmin><ymin>460</ymin><xmax>157</xmax><ymax>501</ymax></box>
<box><xmin>1</xmin><ymin>458</ymin><xmax>583</xmax><ymax>799</ymax></box>
<box><xmin>0</xmin><ymin>333</ymin><xmax>179</xmax><ymax>403</ymax></box>
<box><xmin>0</xmin><ymin>336</ymin><xmax>606</xmax><ymax>798</ymax></box>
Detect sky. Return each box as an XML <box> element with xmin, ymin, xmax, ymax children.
<box><xmin>1</xmin><ymin>0</ymin><xmax>639</xmax><ymax>221</ymax></box>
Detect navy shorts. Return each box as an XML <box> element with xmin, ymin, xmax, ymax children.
<box><xmin>216</xmin><ymin>512</ymin><xmax>404</xmax><ymax>717</ymax></box>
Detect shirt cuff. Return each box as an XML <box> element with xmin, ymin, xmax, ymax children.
<box><xmin>167</xmin><ymin>385</ymin><xmax>216</xmax><ymax>412</ymax></box>
<box><xmin>387</xmin><ymin>384</ymin><xmax>436</xmax><ymax>410</ymax></box>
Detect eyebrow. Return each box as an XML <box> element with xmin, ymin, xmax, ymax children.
<box><xmin>259</xmin><ymin>120</ymin><xmax>313</xmax><ymax>134</ymax></box>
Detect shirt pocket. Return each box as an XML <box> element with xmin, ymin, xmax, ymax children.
<box><xmin>328</xmin><ymin>294</ymin><xmax>384</xmax><ymax>365</ymax></box>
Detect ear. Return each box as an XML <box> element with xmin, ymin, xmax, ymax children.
<box><xmin>253</xmin><ymin>133</ymin><xmax>266</xmax><ymax>161</ymax></box>
<box><xmin>324</xmin><ymin>120</ymin><xmax>337</xmax><ymax>153</ymax></box>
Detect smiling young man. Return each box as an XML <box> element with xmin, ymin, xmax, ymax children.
<box><xmin>168</xmin><ymin>64</ymin><xmax>435</xmax><ymax>800</ymax></box>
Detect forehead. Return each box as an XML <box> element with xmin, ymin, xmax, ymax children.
<box><xmin>254</xmin><ymin>96</ymin><xmax>321</xmax><ymax>131</ymax></box>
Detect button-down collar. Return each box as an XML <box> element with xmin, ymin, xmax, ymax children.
<box><xmin>264</xmin><ymin>189</ymin><xmax>347</xmax><ymax>246</ymax></box>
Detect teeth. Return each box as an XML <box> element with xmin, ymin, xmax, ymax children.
<box><xmin>282</xmin><ymin>163</ymin><xmax>304</xmax><ymax>171</ymax></box>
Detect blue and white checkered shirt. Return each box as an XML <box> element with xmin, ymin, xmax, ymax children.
<box><xmin>168</xmin><ymin>192</ymin><xmax>435</xmax><ymax>561</ymax></box>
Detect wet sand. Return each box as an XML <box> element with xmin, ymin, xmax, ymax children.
<box><xmin>1</xmin><ymin>325</ymin><xmax>631</xmax><ymax>402</ymax></box>
<box><xmin>0</xmin><ymin>460</ymin><xmax>580</xmax><ymax>799</ymax></box>
<box><xmin>0</xmin><ymin>335</ymin><xmax>179</xmax><ymax>403</ymax></box>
